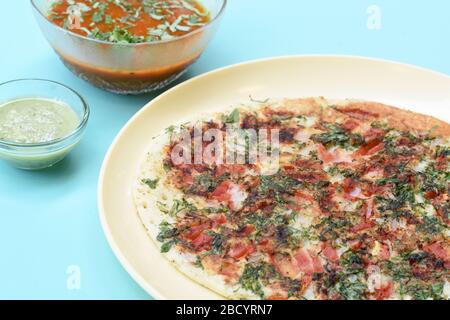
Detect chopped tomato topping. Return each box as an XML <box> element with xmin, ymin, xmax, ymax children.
<box><xmin>258</xmin><ymin>239</ymin><xmax>276</xmax><ymax>254</ymax></box>
<box><xmin>338</xmin><ymin>107</ymin><xmax>379</xmax><ymax>120</ymax></box>
<box><xmin>349</xmin><ymin>239</ymin><xmax>363</xmax><ymax>250</ymax></box>
<box><xmin>364</xmin><ymin>198</ymin><xmax>375</xmax><ymax>219</ymax></box>
<box><xmin>202</xmin><ymin>255</ymin><xmax>239</xmax><ymax>281</ymax></box>
<box><xmin>218</xmin><ymin>261</ymin><xmax>240</xmax><ymax>280</ymax></box>
<box><xmin>317</xmin><ymin>144</ymin><xmax>352</xmax><ymax>164</ymax></box>
<box><xmin>211</xmin><ymin>181</ymin><xmax>232</xmax><ymax>200</ymax></box>
<box><xmin>294</xmin><ymin>190</ymin><xmax>316</xmax><ymax>202</ymax></box>
<box><xmin>363</xmin><ymin>127</ymin><xmax>385</xmax><ymax>141</ymax></box>
<box><xmin>322</xmin><ymin>242</ymin><xmax>339</xmax><ymax>262</ymax></box>
<box><xmin>295</xmin><ymin>249</ymin><xmax>324</xmax><ymax>274</ymax></box>
<box><xmin>355</xmin><ymin>139</ymin><xmax>384</xmax><ymax>156</ymax></box>
<box><xmin>215</xmin><ymin>164</ymin><xmax>246</xmax><ymax>177</ymax></box>
<box><xmin>238</xmin><ymin>224</ymin><xmax>255</xmax><ymax>237</ymax></box>
<box><xmin>424</xmin><ymin>191</ymin><xmax>439</xmax><ymax>200</ymax></box>
<box><xmin>378</xmin><ymin>243</ymin><xmax>391</xmax><ymax>260</ymax></box>
<box><xmin>287</xmin><ymin>192</ymin><xmax>322</xmax><ymax>216</ymax></box>
<box><xmin>210</xmin><ymin>180</ymin><xmax>247</xmax><ymax>210</ymax></box>
<box><xmin>365</xmin><ymin>181</ymin><xmax>385</xmax><ymax>195</ymax></box>
<box><xmin>191</xmin><ymin>232</ymin><xmax>213</xmax><ymax>250</ymax></box>
<box><xmin>212</xmin><ymin>214</ymin><xmax>227</xmax><ymax>228</ymax></box>
<box><xmin>273</xmin><ymin>254</ymin><xmax>301</xmax><ymax>278</ymax></box>
<box><xmin>342</xmin><ymin>179</ymin><xmax>372</xmax><ymax>200</ymax></box>
<box><xmin>437</xmin><ymin>205</ymin><xmax>450</xmax><ymax>223</ymax></box>
<box><xmin>366</xmin><ymin>142</ymin><xmax>384</xmax><ymax>155</ymax></box>
<box><xmin>228</xmin><ymin>241</ymin><xmax>255</xmax><ymax>260</ymax></box>
<box><xmin>267</xmin><ymin>294</ymin><xmax>289</xmax><ymax>300</ymax></box>
<box><xmin>342</xmin><ymin>118</ymin><xmax>360</xmax><ymax>131</ymax></box>
<box><xmin>263</xmin><ymin>107</ymin><xmax>294</xmax><ymax>119</ymax></box>
<box><xmin>350</xmin><ymin>220</ymin><xmax>375</xmax><ymax>233</ymax></box>
<box><xmin>182</xmin><ymin>173</ymin><xmax>194</xmax><ymax>185</ymax></box>
<box><xmin>343</xmin><ymin>178</ymin><xmax>358</xmax><ymax>194</ymax></box>
<box><xmin>201</xmin><ymin>255</ymin><xmax>221</xmax><ymax>273</ymax></box>
<box><xmin>301</xmin><ymin>274</ymin><xmax>313</xmax><ymax>292</ymax></box>
<box><xmin>317</xmin><ymin>144</ymin><xmax>334</xmax><ymax>163</ymax></box>
<box><xmin>244</xmin><ymin>199</ymin><xmax>273</xmax><ymax>212</ymax></box>
<box><xmin>183</xmin><ymin>224</ymin><xmax>207</xmax><ymax>241</ymax></box>
<box><xmin>374</xmin><ymin>281</ymin><xmax>393</xmax><ymax>300</ymax></box>
<box><xmin>423</xmin><ymin>242</ymin><xmax>450</xmax><ymax>267</ymax></box>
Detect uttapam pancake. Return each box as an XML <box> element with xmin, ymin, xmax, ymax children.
<box><xmin>134</xmin><ymin>98</ymin><xmax>449</xmax><ymax>300</ymax></box>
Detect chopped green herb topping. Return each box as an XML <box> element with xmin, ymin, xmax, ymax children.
<box><xmin>311</xmin><ymin>124</ymin><xmax>364</xmax><ymax>149</ymax></box>
<box><xmin>142</xmin><ymin>178</ymin><xmax>159</xmax><ymax>189</ymax></box>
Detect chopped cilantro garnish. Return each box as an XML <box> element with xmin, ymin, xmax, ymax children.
<box><xmin>239</xmin><ymin>263</ymin><xmax>278</xmax><ymax>298</ymax></box>
<box><xmin>223</xmin><ymin>109</ymin><xmax>240</xmax><ymax>124</ymax></box>
<box><xmin>311</xmin><ymin>124</ymin><xmax>364</xmax><ymax>149</ymax></box>
<box><xmin>416</xmin><ymin>216</ymin><xmax>445</xmax><ymax>235</ymax></box>
<box><xmin>142</xmin><ymin>178</ymin><xmax>159</xmax><ymax>189</ymax></box>
<box><xmin>157</xmin><ymin>221</ymin><xmax>180</xmax><ymax>253</ymax></box>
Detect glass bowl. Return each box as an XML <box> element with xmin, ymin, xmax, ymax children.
<box><xmin>31</xmin><ymin>0</ymin><xmax>227</xmax><ymax>95</ymax></box>
<box><xmin>0</xmin><ymin>79</ymin><xmax>89</xmax><ymax>170</ymax></box>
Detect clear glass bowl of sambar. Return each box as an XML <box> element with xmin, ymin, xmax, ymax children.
<box><xmin>31</xmin><ymin>0</ymin><xmax>227</xmax><ymax>95</ymax></box>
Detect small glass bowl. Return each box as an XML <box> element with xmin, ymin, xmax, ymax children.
<box><xmin>31</xmin><ymin>0</ymin><xmax>227</xmax><ymax>95</ymax></box>
<box><xmin>0</xmin><ymin>79</ymin><xmax>89</xmax><ymax>170</ymax></box>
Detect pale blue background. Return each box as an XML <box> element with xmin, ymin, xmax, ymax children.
<box><xmin>0</xmin><ymin>0</ymin><xmax>449</xmax><ymax>299</ymax></box>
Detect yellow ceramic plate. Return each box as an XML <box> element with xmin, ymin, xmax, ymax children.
<box><xmin>98</xmin><ymin>55</ymin><xmax>450</xmax><ymax>300</ymax></box>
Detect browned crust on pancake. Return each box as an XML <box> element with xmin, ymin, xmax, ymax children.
<box><xmin>281</xmin><ymin>97</ymin><xmax>328</xmax><ymax>116</ymax></box>
<box><xmin>281</xmin><ymin>98</ymin><xmax>450</xmax><ymax>138</ymax></box>
<box><xmin>335</xmin><ymin>101</ymin><xmax>450</xmax><ymax>137</ymax></box>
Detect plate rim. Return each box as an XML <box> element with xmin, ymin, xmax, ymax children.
<box><xmin>97</xmin><ymin>54</ymin><xmax>450</xmax><ymax>300</ymax></box>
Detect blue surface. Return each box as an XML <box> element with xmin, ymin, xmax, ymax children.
<box><xmin>0</xmin><ymin>0</ymin><xmax>449</xmax><ymax>299</ymax></box>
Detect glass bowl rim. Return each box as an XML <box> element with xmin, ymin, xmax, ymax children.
<box><xmin>0</xmin><ymin>78</ymin><xmax>90</xmax><ymax>149</ymax></box>
<box><xmin>30</xmin><ymin>0</ymin><xmax>228</xmax><ymax>47</ymax></box>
